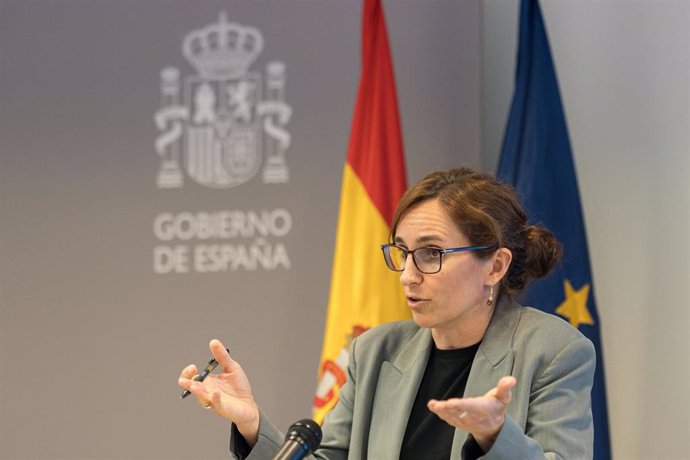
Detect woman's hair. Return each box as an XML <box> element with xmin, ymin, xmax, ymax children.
<box><xmin>391</xmin><ymin>167</ymin><xmax>561</xmax><ymax>296</ymax></box>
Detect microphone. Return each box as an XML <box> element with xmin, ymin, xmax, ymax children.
<box><xmin>272</xmin><ymin>419</ymin><xmax>322</xmax><ymax>460</ymax></box>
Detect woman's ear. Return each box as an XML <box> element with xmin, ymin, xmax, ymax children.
<box><xmin>486</xmin><ymin>247</ymin><xmax>512</xmax><ymax>286</ymax></box>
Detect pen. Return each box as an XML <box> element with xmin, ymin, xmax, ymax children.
<box><xmin>179</xmin><ymin>348</ymin><xmax>230</xmax><ymax>400</ymax></box>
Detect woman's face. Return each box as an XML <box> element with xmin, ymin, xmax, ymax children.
<box><xmin>394</xmin><ymin>199</ymin><xmax>495</xmax><ymax>341</ymax></box>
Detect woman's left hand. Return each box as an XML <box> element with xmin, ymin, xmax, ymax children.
<box><xmin>427</xmin><ymin>376</ymin><xmax>517</xmax><ymax>452</ymax></box>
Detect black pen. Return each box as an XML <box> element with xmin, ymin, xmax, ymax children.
<box><xmin>179</xmin><ymin>348</ymin><xmax>229</xmax><ymax>400</ymax></box>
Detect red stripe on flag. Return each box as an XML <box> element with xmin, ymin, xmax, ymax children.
<box><xmin>346</xmin><ymin>0</ymin><xmax>407</xmax><ymax>227</ymax></box>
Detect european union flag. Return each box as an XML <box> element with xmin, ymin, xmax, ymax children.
<box><xmin>497</xmin><ymin>0</ymin><xmax>611</xmax><ymax>458</ymax></box>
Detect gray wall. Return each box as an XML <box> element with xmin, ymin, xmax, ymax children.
<box><xmin>482</xmin><ymin>1</ymin><xmax>690</xmax><ymax>459</ymax></box>
<box><xmin>0</xmin><ymin>1</ymin><xmax>480</xmax><ymax>458</ymax></box>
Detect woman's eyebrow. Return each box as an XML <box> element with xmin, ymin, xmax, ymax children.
<box><xmin>417</xmin><ymin>235</ymin><xmax>443</xmax><ymax>244</ymax></box>
<box><xmin>394</xmin><ymin>234</ymin><xmax>443</xmax><ymax>245</ymax></box>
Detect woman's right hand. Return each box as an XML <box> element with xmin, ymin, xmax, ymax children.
<box><xmin>178</xmin><ymin>339</ymin><xmax>260</xmax><ymax>446</ymax></box>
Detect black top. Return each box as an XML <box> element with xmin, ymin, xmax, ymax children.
<box><xmin>399</xmin><ymin>341</ymin><xmax>481</xmax><ymax>460</ymax></box>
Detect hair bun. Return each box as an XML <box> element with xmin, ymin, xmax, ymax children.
<box><xmin>523</xmin><ymin>225</ymin><xmax>562</xmax><ymax>279</ymax></box>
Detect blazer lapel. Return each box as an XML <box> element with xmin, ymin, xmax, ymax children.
<box><xmin>450</xmin><ymin>297</ymin><xmax>521</xmax><ymax>457</ymax></box>
<box><xmin>368</xmin><ymin>327</ymin><xmax>432</xmax><ymax>459</ymax></box>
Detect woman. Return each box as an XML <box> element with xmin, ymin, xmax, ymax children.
<box><xmin>178</xmin><ymin>167</ymin><xmax>595</xmax><ymax>459</ymax></box>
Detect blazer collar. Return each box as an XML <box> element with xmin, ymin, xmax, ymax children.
<box><xmin>450</xmin><ymin>295</ymin><xmax>522</xmax><ymax>456</ymax></box>
<box><xmin>476</xmin><ymin>295</ymin><xmax>521</xmax><ymax>366</ymax></box>
<box><xmin>367</xmin><ymin>327</ymin><xmax>432</xmax><ymax>458</ymax></box>
<box><xmin>389</xmin><ymin>326</ymin><xmax>433</xmax><ymax>372</ymax></box>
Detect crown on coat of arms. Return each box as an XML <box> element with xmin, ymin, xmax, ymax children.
<box><xmin>182</xmin><ymin>12</ymin><xmax>263</xmax><ymax>81</ymax></box>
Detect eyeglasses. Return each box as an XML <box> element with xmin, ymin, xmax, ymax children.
<box><xmin>380</xmin><ymin>243</ymin><xmax>496</xmax><ymax>274</ymax></box>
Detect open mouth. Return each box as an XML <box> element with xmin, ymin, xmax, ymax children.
<box><xmin>407</xmin><ymin>296</ymin><xmax>428</xmax><ymax>307</ymax></box>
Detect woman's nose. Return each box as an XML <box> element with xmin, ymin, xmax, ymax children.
<box><xmin>399</xmin><ymin>253</ymin><xmax>422</xmax><ymax>286</ymax></box>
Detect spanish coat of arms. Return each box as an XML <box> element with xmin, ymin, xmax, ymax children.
<box><xmin>155</xmin><ymin>13</ymin><xmax>291</xmax><ymax>189</ymax></box>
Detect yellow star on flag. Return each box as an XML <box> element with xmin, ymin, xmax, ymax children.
<box><xmin>555</xmin><ymin>279</ymin><xmax>594</xmax><ymax>328</ymax></box>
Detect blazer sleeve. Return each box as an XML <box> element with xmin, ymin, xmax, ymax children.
<box><xmin>473</xmin><ymin>335</ymin><xmax>595</xmax><ymax>460</ymax></box>
<box><xmin>228</xmin><ymin>410</ymin><xmax>283</xmax><ymax>459</ymax></box>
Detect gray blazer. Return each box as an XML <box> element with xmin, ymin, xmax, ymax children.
<box><xmin>232</xmin><ymin>297</ymin><xmax>595</xmax><ymax>459</ymax></box>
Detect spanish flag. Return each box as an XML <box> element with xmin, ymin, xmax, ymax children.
<box><xmin>312</xmin><ymin>0</ymin><xmax>410</xmax><ymax>424</ymax></box>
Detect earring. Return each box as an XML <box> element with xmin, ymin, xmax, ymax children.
<box><xmin>487</xmin><ymin>285</ymin><xmax>494</xmax><ymax>306</ymax></box>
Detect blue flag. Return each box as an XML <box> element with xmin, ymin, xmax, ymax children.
<box><xmin>497</xmin><ymin>1</ymin><xmax>611</xmax><ymax>458</ymax></box>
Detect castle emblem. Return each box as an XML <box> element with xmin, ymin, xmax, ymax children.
<box><xmin>154</xmin><ymin>13</ymin><xmax>291</xmax><ymax>189</ymax></box>
<box><xmin>313</xmin><ymin>325</ymin><xmax>369</xmax><ymax>413</ymax></box>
